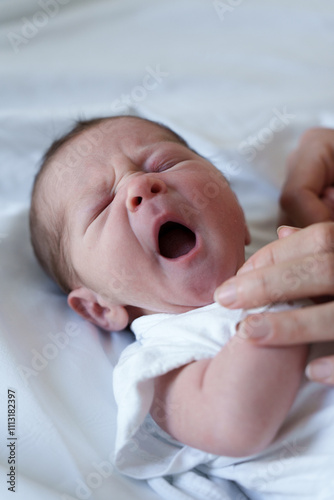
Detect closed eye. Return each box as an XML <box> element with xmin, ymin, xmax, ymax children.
<box><xmin>144</xmin><ymin>142</ymin><xmax>194</xmax><ymax>173</ymax></box>
<box><xmin>149</xmin><ymin>158</ymin><xmax>178</xmax><ymax>172</ymax></box>
<box><xmin>89</xmin><ymin>195</ymin><xmax>114</xmax><ymax>225</ymax></box>
<box><xmin>149</xmin><ymin>156</ymin><xmax>191</xmax><ymax>173</ymax></box>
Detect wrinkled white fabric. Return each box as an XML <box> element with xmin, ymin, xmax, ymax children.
<box><xmin>114</xmin><ymin>303</ymin><xmax>334</xmax><ymax>499</ymax></box>
<box><xmin>2</xmin><ymin>0</ymin><xmax>334</xmax><ymax>498</ymax></box>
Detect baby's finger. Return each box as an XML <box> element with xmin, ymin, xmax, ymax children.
<box><xmin>306</xmin><ymin>356</ymin><xmax>334</xmax><ymax>385</ymax></box>
<box><xmin>238</xmin><ymin>301</ymin><xmax>334</xmax><ymax>345</ymax></box>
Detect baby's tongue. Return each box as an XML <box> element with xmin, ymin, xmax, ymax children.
<box><xmin>158</xmin><ymin>222</ymin><xmax>196</xmax><ymax>259</ymax></box>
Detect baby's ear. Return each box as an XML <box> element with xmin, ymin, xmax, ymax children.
<box><xmin>67</xmin><ymin>287</ymin><xmax>129</xmax><ymax>331</ymax></box>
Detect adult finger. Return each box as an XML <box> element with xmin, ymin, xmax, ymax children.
<box><xmin>236</xmin><ymin>226</ymin><xmax>301</xmax><ymax>276</ymax></box>
<box><xmin>215</xmin><ymin>252</ymin><xmax>334</xmax><ymax>310</ymax></box>
<box><xmin>237</xmin><ymin>301</ymin><xmax>334</xmax><ymax>345</ymax></box>
<box><xmin>235</xmin><ymin>222</ymin><xmax>334</xmax><ymax>277</ymax></box>
<box><xmin>280</xmin><ymin>183</ymin><xmax>333</xmax><ymax>228</ymax></box>
<box><xmin>280</xmin><ymin>128</ymin><xmax>334</xmax><ymax>227</ymax></box>
<box><xmin>306</xmin><ymin>356</ymin><xmax>334</xmax><ymax>385</ymax></box>
<box><xmin>215</xmin><ymin>223</ymin><xmax>334</xmax><ymax>309</ymax></box>
<box><xmin>322</xmin><ymin>186</ymin><xmax>334</xmax><ymax>220</ymax></box>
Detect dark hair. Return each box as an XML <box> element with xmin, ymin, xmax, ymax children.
<box><xmin>29</xmin><ymin>115</ymin><xmax>189</xmax><ymax>294</ymax></box>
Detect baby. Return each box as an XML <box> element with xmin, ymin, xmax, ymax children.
<box><xmin>30</xmin><ymin>115</ymin><xmax>333</xmax><ymax>500</ymax></box>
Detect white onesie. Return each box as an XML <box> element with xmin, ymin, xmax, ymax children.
<box><xmin>113</xmin><ymin>303</ymin><xmax>334</xmax><ymax>500</ymax></box>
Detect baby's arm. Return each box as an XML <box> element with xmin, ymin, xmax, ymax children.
<box><xmin>151</xmin><ymin>335</ymin><xmax>308</xmax><ymax>457</ymax></box>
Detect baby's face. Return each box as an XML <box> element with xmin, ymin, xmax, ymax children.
<box><xmin>51</xmin><ymin>117</ymin><xmax>249</xmax><ymax>317</ymax></box>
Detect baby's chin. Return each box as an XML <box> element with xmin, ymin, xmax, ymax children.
<box><xmin>138</xmin><ymin>293</ymin><xmax>215</xmax><ymax>316</ymax></box>
<box><xmin>134</xmin><ymin>266</ymin><xmax>241</xmax><ymax>316</ymax></box>
<box><xmin>165</xmin><ymin>285</ymin><xmax>220</xmax><ymax>314</ymax></box>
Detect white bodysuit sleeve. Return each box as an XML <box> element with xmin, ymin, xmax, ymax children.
<box><xmin>112</xmin><ymin>302</ymin><xmax>302</xmax><ymax>479</ymax></box>
<box><xmin>112</xmin><ymin>303</ymin><xmax>242</xmax><ymax>478</ymax></box>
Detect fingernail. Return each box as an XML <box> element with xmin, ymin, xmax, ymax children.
<box><xmin>214</xmin><ymin>282</ymin><xmax>237</xmax><ymax>306</ymax></box>
<box><xmin>277</xmin><ymin>225</ymin><xmax>292</xmax><ymax>233</ymax></box>
<box><xmin>239</xmin><ymin>315</ymin><xmax>271</xmax><ymax>339</ymax></box>
<box><xmin>305</xmin><ymin>360</ymin><xmax>333</xmax><ymax>382</ymax></box>
<box><xmin>277</xmin><ymin>225</ymin><xmax>299</xmax><ymax>238</ymax></box>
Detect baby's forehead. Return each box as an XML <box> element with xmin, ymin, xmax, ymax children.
<box><xmin>56</xmin><ymin>117</ymin><xmax>184</xmax><ymax>168</ymax></box>
<box><xmin>51</xmin><ymin>120</ymin><xmax>187</xmax><ymax>193</ymax></box>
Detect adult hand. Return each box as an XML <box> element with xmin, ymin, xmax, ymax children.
<box><xmin>214</xmin><ymin>223</ymin><xmax>334</xmax><ymax>385</ymax></box>
<box><xmin>279</xmin><ymin>128</ymin><xmax>334</xmax><ymax>227</ymax></box>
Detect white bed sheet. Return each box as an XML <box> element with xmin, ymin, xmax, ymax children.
<box><xmin>1</xmin><ymin>1</ymin><xmax>334</xmax><ymax>499</ymax></box>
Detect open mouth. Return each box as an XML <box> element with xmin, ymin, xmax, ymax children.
<box><xmin>158</xmin><ymin>221</ymin><xmax>196</xmax><ymax>259</ymax></box>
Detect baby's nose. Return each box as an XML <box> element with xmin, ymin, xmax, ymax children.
<box><xmin>126</xmin><ymin>174</ymin><xmax>167</xmax><ymax>212</ymax></box>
